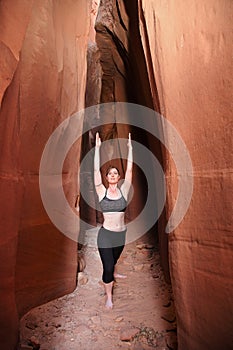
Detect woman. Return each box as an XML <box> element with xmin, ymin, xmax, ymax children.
<box><xmin>94</xmin><ymin>132</ymin><xmax>133</xmax><ymax>309</ymax></box>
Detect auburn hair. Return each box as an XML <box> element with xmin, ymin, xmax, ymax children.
<box><xmin>105</xmin><ymin>166</ymin><xmax>120</xmax><ymax>176</ymax></box>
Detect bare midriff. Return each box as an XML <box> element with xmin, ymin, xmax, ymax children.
<box><xmin>103</xmin><ymin>212</ymin><xmax>126</xmax><ymax>232</ymax></box>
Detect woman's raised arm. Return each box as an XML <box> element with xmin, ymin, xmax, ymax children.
<box><xmin>121</xmin><ymin>133</ymin><xmax>133</xmax><ymax>199</ymax></box>
<box><xmin>94</xmin><ymin>132</ymin><xmax>106</xmax><ymax>198</ymax></box>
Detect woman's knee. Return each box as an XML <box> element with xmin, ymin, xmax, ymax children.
<box><xmin>103</xmin><ymin>268</ymin><xmax>114</xmax><ymax>283</ymax></box>
<box><xmin>104</xmin><ymin>263</ymin><xmax>114</xmax><ymax>276</ymax></box>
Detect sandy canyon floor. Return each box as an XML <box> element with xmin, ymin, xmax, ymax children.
<box><xmin>19</xmin><ymin>230</ymin><xmax>177</xmax><ymax>350</ymax></box>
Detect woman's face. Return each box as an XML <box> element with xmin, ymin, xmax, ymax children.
<box><xmin>106</xmin><ymin>168</ymin><xmax>120</xmax><ymax>184</ymax></box>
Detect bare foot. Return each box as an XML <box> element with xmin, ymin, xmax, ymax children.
<box><xmin>114</xmin><ymin>273</ymin><xmax>127</xmax><ymax>279</ymax></box>
<box><xmin>105</xmin><ymin>298</ymin><xmax>113</xmax><ymax>309</ymax></box>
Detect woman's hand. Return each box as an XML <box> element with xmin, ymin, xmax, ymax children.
<box><xmin>127</xmin><ymin>133</ymin><xmax>132</xmax><ymax>148</ymax></box>
<box><xmin>95</xmin><ymin>132</ymin><xmax>101</xmax><ymax>148</ymax></box>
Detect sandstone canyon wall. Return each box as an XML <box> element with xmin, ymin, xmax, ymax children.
<box><xmin>138</xmin><ymin>1</ymin><xmax>233</xmax><ymax>349</ymax></box>
<box><xmin>0</xmin><ymin>1</ymin><xmax>91</xmax><ymax>349</ymax></box>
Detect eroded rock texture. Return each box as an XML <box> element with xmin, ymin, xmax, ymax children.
<box><xmin>0</xmin><ymin>1</ymin><xmax>91</xmax><ymax>349</ymax></box>
<box><xmin>93</xmin><ymin>0</ymin><xmax>164</xmax><ymax>250</ymax></box>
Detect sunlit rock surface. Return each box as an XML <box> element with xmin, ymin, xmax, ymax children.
<box><xmin>0</xmin><ymin>1</ymin><xmax>91</xmax><ymax>349</ymax></box>
<box><xmin>138</xmin><ymin>1</ymin><xmax>233</xmax><ymax>349</ymax></box>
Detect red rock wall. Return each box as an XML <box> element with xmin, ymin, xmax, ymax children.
<box><xmin>139</xmin><ymin>0</ymin><xmax>233</xmax><ymax>349</ymax></box>
<box><xmin>0</xmin><ymin>1</ymin><xmax>91</xmax><ymax>349</ymax></box>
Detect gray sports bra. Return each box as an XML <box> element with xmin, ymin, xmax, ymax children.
<box><xmin>99</xmin><ymin>188</ymin><xmax>127</xmax><ymax>213</ymax></box>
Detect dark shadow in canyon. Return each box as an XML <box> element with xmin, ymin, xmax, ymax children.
<box><xmin>80</xmin><ymin>0</ymin><xmax>170</xmax><ymax>281</ymax></box>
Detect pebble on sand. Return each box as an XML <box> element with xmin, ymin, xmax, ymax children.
<box><xmin>120</xmin><ymin>326</ymin><xmax>140</xmax><ymax>341</ymax></box>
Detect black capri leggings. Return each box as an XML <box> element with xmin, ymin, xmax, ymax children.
<box><xmin>97</xmin><ymin>227</ymin><xmax>126</xmax><ymax>284</ymax></box>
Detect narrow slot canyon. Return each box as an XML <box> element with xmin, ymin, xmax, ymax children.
<box><xmin>0</xmin><ymin>1</ymin><xmax>232</xmax><ymax>350</ymax></box>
